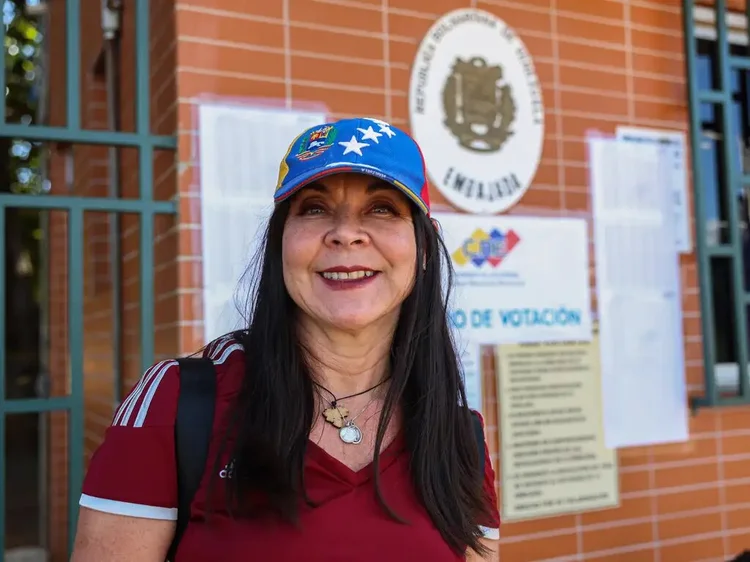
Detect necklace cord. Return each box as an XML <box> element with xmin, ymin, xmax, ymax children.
<box><xmin>314</xmin><ymin>376</ymin><xmax>390</xmax><ymax>407</ymax></box>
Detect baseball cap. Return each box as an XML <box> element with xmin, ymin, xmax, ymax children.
<box><xmin>274</xmin><ymin>117</ymin><xmax>431</xmax><ymax>214</ymax></box>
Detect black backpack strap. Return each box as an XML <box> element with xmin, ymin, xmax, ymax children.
<box><xmin>166</xmin><ymin>357</ymin><xmax>217</xmax><ymax>562</ymax></box>
<box><xmin>469</xmin><ymin>411</ymin><xmax>486</xmax><ymax>476</ymax></box>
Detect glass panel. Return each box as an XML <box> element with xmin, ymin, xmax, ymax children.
<box><xmin>700</xmin><ymin>103</ymin><xmax>732</xmax><ymax>246</ymax></box>
<box><xmin>740</xmin><ymin>190</ymin><xmax>750</xmax><ymax>288</ymax></box>
<box><xmin>731</xmin><ymin>65</ymin><xmax>747</xmax><ymax>177</ymax></box>
<box><xmin>702</xmin><ymin>132</ymin><xmax>721</xmax><ymax>246</ymax></box>
<box><xmin>4</xmin><ymin>0</ymin><xmax>55</xmax><ymax>126</ymax></box>
<box><xmin>4</xmin><ymin>205</ymin><xmax>70</xmax><ymax>399</ymax></box>
<box><xmin>4</xmin><ymin>0</ymin><xmax>175</xmax><ymax>135</ymax></box>
<box><xmin>81</xmin><ymin>210</ymin><xmax>117</xmax><ymax>417</ymax></box>
<box><xmin>711</xmin><ymin>257</ymin><xmax>738</xmax><ymax>365</ymax></box>
<box><xmin>697</xmin><ymin>39</ymin><xmax>718</xmax><ymax>92</ymax></box>
<box><xmin>700</xmin><ymin>101</ymin><xmax>716</xmax><ymax>124</ymax></box>
<box><xmin>4</xmin><ymin>410</ymin><xmax>68</xmax><ymax>562</ymax></box>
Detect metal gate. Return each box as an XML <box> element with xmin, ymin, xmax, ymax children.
<box><xmin>0</xmin><ymin>0</ymin><xmax>177</xmax><ymax>555</ymax></box>
<box><xmin>684</xmin><ymin>0</ymin><xmax>750</xmax><ymax>409</ymax></box>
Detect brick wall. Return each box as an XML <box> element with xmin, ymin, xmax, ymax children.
<box><xmin>172</xmin><ymin>0</ymin><xmax>749</xmax><ymax>560</ymax></box>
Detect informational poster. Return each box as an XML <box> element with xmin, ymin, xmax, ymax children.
<box><xmin>496</xmin><ymin>328</ymin><xmax>619</xmax><ymax>521</ymax></box>
<box><xmin>588</xmin><ymin>135</ymin><xmax>689</xmax><ymax>448</ymax></box>
<box><xmin>616</xmin><ymin>126</ymin><xmax>691</xmax><ymax>254</ymax></box>
<box><xmin>433</xmin><ymin>213</ymin><xmax>593</xmax><ymax>345</ymax></box>
<box><xmin>198</xmin><ymin>102</ymin><xmax>327</xmax><ymax>342</ymax></box>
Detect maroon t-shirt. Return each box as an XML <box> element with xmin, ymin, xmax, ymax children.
<box><xmin>80</xmin><ymin>335</ymin><xmax>501</xmax><ymax>561</ymax></box>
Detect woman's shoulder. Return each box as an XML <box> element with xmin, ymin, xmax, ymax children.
<box><xmin>109</xmin><ymin>333</ymin><xmax>246</xmax><ymax>430</ymax></box>
<box><xmin>202</xmin><ymin>332</ymin><xmax>245</xmax><ymax>366</ymax></box>
<box><xmin>78</xmin><ymin>334</ymin><xmax>247</xmax><ymax>520</ymax></box>
<box><xmin>201</xmin><ymin>333</ymin><xmax>247</xmax><ymax>400</ymax></box>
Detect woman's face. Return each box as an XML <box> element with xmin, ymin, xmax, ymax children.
<box><xmin>282</xmin><ymin>173</ymin><xmax>418</xmax><ymax>333</ymax></box>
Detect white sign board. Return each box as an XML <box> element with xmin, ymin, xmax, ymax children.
<box><xmin>615</xmin><ymin>126</ymin><xmax>692</xmax><ymax>253</ymax></box>
<box><xmin>435</xmin><ymin>213</ymin><xmax>592</xmax><ymax>344</ymax></box>
<box><xmin>409</xmin><ymin>9</ymin><xmax>544</xmax><ymax>214</ymax></box>
<box><xmin>198</xmin><ymin>102</ymin><xmax>327</xmax><ymax>343</ymax></box>
<box><xmin>588</xmin><ymin>135</ymin><xmax>689</xmax><ymax>448</ymax></box>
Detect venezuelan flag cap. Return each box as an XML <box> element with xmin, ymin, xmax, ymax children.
<box><xmin>274</xmin><ymin>117</ymin><xmax>431</xmax><ymax>215</ymax></box>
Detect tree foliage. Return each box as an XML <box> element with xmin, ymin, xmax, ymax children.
<box><xmin>3</xmin><ymin>0</ymin><xmax>46</xmax><ymax>399</ymax></box>
<box><xmin>5</xmin><ymin>0</ymin><xmax>45</xmax><ymax>194</ymax></box>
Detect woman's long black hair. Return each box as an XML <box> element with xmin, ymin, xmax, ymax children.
<box><xmin>216</xmin><ymin>197</ymin><xmax>493</xmax><ymax>555</ymax></box>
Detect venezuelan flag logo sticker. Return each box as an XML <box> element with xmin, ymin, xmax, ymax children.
<box><xmin>452</xmin><ymin>228</ymin><xmax>520</xmax><ymax>268</ymax></box>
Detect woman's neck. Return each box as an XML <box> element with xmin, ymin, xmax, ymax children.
<box><xmin>298</xmin><ymin>317</ymin><xmax>394</xmax><ymax>397</ymax></box>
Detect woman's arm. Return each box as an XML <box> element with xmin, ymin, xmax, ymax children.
<box><xmin>71</xmin><ymin>360</ymin><xmax>183</xmax><ymax>560</ymax></box>
<box><xmin>71</xmin><ymin>508</ymin><xmax>175</xmax><ymax>562</ymax></box>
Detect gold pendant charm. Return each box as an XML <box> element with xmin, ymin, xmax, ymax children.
<box><xmin>322</xmin><ymin>406</ymin><xmax>349</xmax><ymax>429</ymax></box>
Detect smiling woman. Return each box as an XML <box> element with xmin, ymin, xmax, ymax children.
<box><xmin>283</xmin><ymin>175</ymin><xmax>417</xmax><ymax>332</ymax></box>
<box><xmin>69</xmin><ymin>118</ymin><xmax>500</xmax><ymax>562</ymax></box>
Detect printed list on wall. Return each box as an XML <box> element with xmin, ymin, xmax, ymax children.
<box><xmin>615</xmin><ymin>126</ymin><xmax>691</xmax><ymax>254</ymax></box>
<box><xmin>588</xmin><ymin>134</ymin><xmax>689</xmax><ymax>449</ymax></box>
<box><xmin>496</xmin><ymin>328</ymin><xmax>619</xmax><ymax>521</ymax></box>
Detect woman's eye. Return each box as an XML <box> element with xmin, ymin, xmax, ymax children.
<box><xmin>372</xmin><ymin>204</ymin><xmax>397</xmax><ymax>215</ymax></box>
<box><xmin>300</xmin><ymin>204</ymin><xmax>326</xmax><ymax>215</ymax></box>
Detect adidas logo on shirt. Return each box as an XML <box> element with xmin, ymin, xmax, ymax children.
<box><xmin>219</xmin><ymin>460</ymin><xmax>234</xmax><ymax>479</ymax></box>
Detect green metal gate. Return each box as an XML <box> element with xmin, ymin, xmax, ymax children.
<box><xmin>684</xmin><ymin>0</ymin><xmax>750</xmax><ymax>410</ymax></box>
<box><xmin>0</xmin><ymin>0</ymin><xmax>177</xmax><ymax>555</ymax></box>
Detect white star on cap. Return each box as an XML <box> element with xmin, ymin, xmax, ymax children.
<box><xmin>379</xmin><ymin>125</ymin><xmax>396</xmax><ymax>138</ymax></box>
<box><xmin>339</xmin><ymin>135</ymin><xmax>369</xmax><ymax>156</ymax></box>
<box><xmin>364</xmin><ymin>118</ymin><xmax>396</xmax><ymax>138</ymax></box>
<box><xmin>357</xmin><ymin>126</ymin><xmax>382</xmax><ymax>143</ymax></box>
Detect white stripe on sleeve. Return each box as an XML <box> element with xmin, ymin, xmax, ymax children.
<box><xmin>480</xmin><ymin>526</ymin><xmax>500</xmax><ymax>540</ymax></box>
<box><xmin>79</xmin><ymin>494</ymin><xmax>178</xmax><ymax>521</ymax></box>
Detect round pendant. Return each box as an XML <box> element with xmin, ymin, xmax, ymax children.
<box><xmin>339</xmin><ymin>422</ymin><xmax>363</xmax><ymax>445</ymax></box>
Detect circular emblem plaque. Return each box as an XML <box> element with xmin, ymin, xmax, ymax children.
<box><xmin>408</xmin><ymin>9</ymin><xmax>545</xmax><ymax>214</ymax></box>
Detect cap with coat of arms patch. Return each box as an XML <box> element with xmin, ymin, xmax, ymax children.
<box><xmin>274</xmin><ymin>117</ymin><xmax>431</xmax><ymax>215</ymax></box>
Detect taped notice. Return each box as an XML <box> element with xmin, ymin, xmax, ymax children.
<box><xmin>496</xmin><ymin>328</ymin><xmax>619</xmax><ymax>521</ymax></box>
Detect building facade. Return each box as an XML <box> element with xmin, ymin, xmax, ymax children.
<box><xmin>3</xmin><ymin>0</ymin><xmax>750</xmax><ymax>560</ymax></box>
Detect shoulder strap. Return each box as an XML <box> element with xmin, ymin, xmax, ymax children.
<box><xmin>166</xmin><ymin>357</ymin><xmax>217</xmax><ymax>562</ymax></box>
<box><xmin>469</xmin><ymin>411</ymin><xmax>485</xmax><ymax>477</ymax></box>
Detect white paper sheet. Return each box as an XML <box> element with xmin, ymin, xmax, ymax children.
<box><xmin>589</xmin><ymin>135</ymin><xmax>689</xmax><ymax>448</ymax></box>
<box><xmin>616</xmin><ymin>126</ymin><xmax>692</xmax><ymax>254</ymax></box>
<box><xmin>197</xmin><ymin>102</ymin><xmax>327</xmax><ymax>343</ymax></box>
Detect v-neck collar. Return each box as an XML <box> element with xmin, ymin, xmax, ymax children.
<box><xmin>306</xmin><ymin>431</ymin><xmax>406</xmax><ymax>486</ymax></box>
